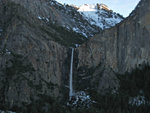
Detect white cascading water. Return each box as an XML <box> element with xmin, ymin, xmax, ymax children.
<box><xmin>68</xmin><ymin>48</ymin><xmax>92</xmax><ymax>107</ymax></box>
<box><xmin>69</xmin><ymin>48</ymin><xmax>74</xmax><ymax>100</ymax></box>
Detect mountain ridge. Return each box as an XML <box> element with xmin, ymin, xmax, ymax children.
<box><xmin>2</xmin><ymin>0</ymin><xmax>124</xmax><ymax>38</ymax></box>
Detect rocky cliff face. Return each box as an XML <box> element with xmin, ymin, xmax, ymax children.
<box><xmin>76</xmin><ymin>0</ymin><xmax>150</xmax><ymax>92</ymax></box>
<box><xmin>0</xmin><ymin>0</ymin><xmax>72</xmax><ymax>110</ymax></box>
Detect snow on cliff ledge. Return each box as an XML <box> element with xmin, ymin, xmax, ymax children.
<box><xmin>78</xmin><ymin>4</ymin><xmax>124</xmax><ymax>29</ymax></box>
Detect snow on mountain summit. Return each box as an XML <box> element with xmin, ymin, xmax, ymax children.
<box><xmin>78</xmin><ymin>4</ymin><xmax>97</xmax><ymax>12</ymax></box>
<box><xmin>78</xmin><ymin>4</ymin><xmax>124</xmax><ymax>29</ymax></box>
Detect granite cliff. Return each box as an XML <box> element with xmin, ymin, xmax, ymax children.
<box><xmin>76</xmin><ymin>0</ymin><xmax>150</xmax><ymax>92</ymax></box>
<box><xmin>0</xmin><ymin>0</ymin><xmax>71</xmax><ymax>110</ymax></box>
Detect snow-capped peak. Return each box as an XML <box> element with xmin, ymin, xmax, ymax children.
<box><xmin>78</xmin><ymin>3</ymin><xmax>111</xmax><ymax>12</ymax></box>
<box><xmin>77</xmin><ymin>3</ymin><xmax>124</xmax><ymax>29</ymax></box>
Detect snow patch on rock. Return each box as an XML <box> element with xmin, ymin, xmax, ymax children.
<box><xmin>129</xmin><ymin>96</ymin><xmax>150</xmax><ymax>106</ymax></box>
<box><xmin>38</xmin><ymin>16</ymin><xmax>49</xmax><ymax>22</ymax></box>
<box><xmin>68</xmin><ymin>91</ymin><xmax>94</xmax><ymax>108</ymax></box>
<box><xmin>0</xmin><ymin>110</ymin><xmax>17</xmax><ymax>113</ymax></box>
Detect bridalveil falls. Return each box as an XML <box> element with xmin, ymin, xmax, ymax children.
<box><xmin>69</xmin><ymin>48</ymin><xmax>74</xmax><ymax>100</ymax></box>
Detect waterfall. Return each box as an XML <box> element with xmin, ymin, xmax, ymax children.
<box><xmin>69</xmin><ymin>48</ymin><xmax>74</xmax><ymax>100</ymax></box>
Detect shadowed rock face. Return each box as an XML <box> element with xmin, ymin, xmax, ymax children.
<box><xmin>0</xmin><ymin>0</ymin><xmax>71</xmax><ymax>108</ymax></box>
<box><xmin>76</xmin><ymin>0</ymin><xmax>150</xmax><ymax>93</ymax></box>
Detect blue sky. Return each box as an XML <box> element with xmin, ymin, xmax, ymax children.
<box><xmin>56</xmin><ymin>0</ymin><xmax>141</xmax><ymax>17</ymax></box>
